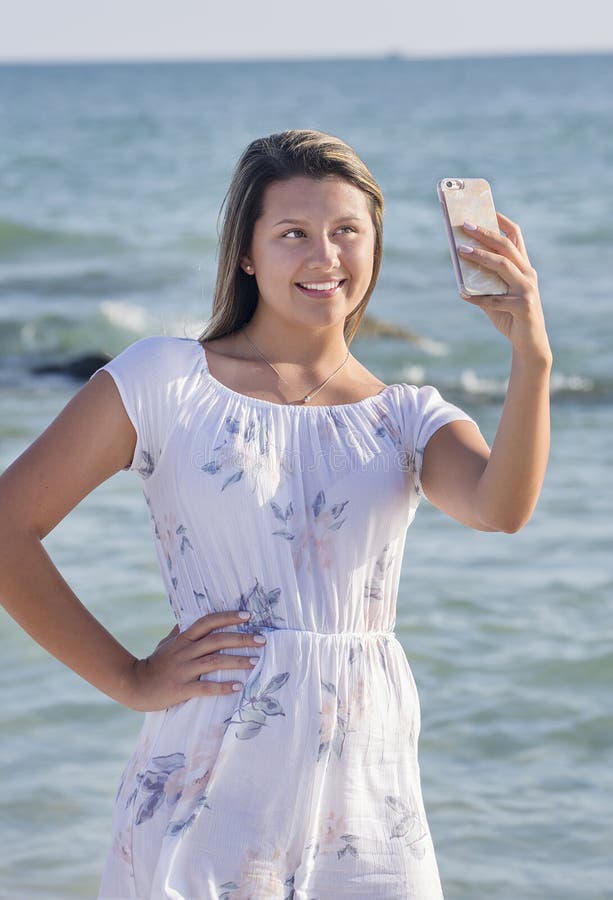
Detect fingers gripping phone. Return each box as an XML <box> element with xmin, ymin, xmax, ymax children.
<box><xmin>437</xmin><ymin>177</ymin><xmax>508</xmax><ymax>296</ymax></box>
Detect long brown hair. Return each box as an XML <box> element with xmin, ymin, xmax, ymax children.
<box><xmin>197</xmin><ymin>129</ymin><xmax>384</xmax><ymax>347</ymax></box>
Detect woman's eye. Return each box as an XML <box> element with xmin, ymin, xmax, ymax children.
<box><xmin>282</xmin><ymin>226</ymin><xmax>356</xmax><ymax>239</ymax></box>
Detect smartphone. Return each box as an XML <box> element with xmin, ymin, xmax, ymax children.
<box><xmin>437</xmin><ymin>177</ymin><xmax>508</xmax><ymax>296</ymax></box>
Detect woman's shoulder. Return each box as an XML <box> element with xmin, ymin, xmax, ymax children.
<box><xmin>110</xmin><ymin>334</ymin><xmax>200</xmax><ymax>371</ymax></box>
<box><xmin>391</xmin><ymin>381</ymin><xmax>477</xmax><ymax>447</ymax></box>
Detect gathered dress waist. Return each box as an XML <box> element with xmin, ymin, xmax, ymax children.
<box><xmin>244</xmin><ymin>626</ymin><xmax>395</xmax><ymax>639</ymax></box>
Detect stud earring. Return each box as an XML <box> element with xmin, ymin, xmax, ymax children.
<box><xmin>245</xmin><ymin>265</ymin><xmax>254</xmax><ymax>274</ymax></box>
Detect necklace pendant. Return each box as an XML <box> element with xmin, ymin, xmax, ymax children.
<box><xmin>303</xmin><ymin>395</ymin><xmax>311</xmax><ymax>403</ymax></box>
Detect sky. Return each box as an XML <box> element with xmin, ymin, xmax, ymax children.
<box><xmin>0</xmin><ymin>0</ymin><xmax>611</xmax><ymax>62</ymax></box>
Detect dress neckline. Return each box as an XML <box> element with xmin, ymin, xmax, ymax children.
<box><xmin>196</xmin><ymin>340</ymin><xmax>398</xmax><ymax>411</ymax></box>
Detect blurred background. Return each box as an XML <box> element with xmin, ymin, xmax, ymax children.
<box><xmin>0</xmin><ymin>3</ymin><xmax>612</xmax><ymax>897</ymax></box>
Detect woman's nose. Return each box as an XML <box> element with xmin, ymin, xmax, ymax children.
<box><xmin>306</xmin><ymin>234</ymin><xmax>341</xmax><ymax>269</ymax></box>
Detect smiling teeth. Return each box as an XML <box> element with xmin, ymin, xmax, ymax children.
<box><xmin>299</xmin><ymin>281</ymin><xmax>341</xmax><ymax>291</ymax></box>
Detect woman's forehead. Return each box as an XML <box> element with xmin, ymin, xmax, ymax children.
<box><xmin>259</xmin><ymin>175</ymin><xmax>371</xmax><ymax>222</ymax></box>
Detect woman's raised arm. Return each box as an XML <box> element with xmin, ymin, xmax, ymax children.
<box><xmin>421</xmin><ymin>212</ymin><xmax>552</xmax><ymax>533</ymax></box>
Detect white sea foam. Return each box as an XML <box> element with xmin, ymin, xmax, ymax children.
<box><xmin>458</xmin><ymin>369</ymin><xmax>595</xmax><ymax>398</ymax></box>
<box><xmin>414</xmin><ymin>336</ymin><xmax>449</xmax><ymax>357</ymax></box>
<box><xmin>400</xmin><ymin>364</ymin><xmax>426</xmax><ymax>385</ymax></box>
<box><xmin>99</xmin><ymin>300</ymin><xmax>154</xmax><ymax>334</ymax></box>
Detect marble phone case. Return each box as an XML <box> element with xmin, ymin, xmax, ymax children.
<box><xmin>437</xmin><ymin>178</ymin><xmax>508</xmax><ymax>296</ymax></box>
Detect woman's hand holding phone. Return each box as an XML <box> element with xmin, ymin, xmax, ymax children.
<box><xmin>457</xmin><ymin>212</ymin><xmax>551</xmax><ymax>365</ymax></box>
<box><xmin>438</xmin><ymin>177</ymin><xmax>551</xmax><ymax>366</ymax></box>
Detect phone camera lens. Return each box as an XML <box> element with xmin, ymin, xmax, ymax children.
<box><xmin>446</xmin><ymin>180</ymin><xmax>453</xmax><ymax>188</ymax></box>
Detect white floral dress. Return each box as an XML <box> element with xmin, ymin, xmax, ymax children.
<box><xmin>90</xmin><ymin>335</ymin><xmax>476</xmax><ymax>900</ymax></box>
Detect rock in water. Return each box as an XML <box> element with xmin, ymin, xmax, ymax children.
<box><xmin>359</xmin><ymin>314</ymin><xmax>423</xmax><ymax>343</ymax></box>
<box><xmin>30</xmin><ymin>353</ymin><xmax>113</xmax><ymax>380</ymax></box>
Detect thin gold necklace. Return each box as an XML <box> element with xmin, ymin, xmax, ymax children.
<box><xmin>241</xmin><ymin>329</ymin><xmax>351</xmax><ymax>405</ymax></box>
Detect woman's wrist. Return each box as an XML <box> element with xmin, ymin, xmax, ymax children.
<box><xmin>510</xmin><ymin>341</ymin><xmax>553</xmax><ymax>375</ymax></box>
<box><xmin>108</xmin><ymin>652</ymin><xmax>145</xmax><ymax>710</ymax></box>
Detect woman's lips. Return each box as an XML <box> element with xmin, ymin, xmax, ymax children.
<box><xmin>295</xmin><ymin>279</ymin><xmax>346</xmax><ymax>298</ymax></box>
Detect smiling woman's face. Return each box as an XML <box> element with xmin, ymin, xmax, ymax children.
<box><xmin>241</xmin><ymin>175</ymin><xmax>376</xmax><ymax>331</ymax></box>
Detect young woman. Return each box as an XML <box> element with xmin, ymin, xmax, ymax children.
<box><xmin>0</xmin><ymin>130</ymin><xmax>551</xmax><ymax>899</ymax></box>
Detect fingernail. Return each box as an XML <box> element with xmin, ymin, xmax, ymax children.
<box><xmin>232</xmin><ymin>682</ymin><xmax>244</xmax><ymax>691</ymax></box>
<box><xmin>463</xmin><ymin>221</ymin><xmax>478</xmax><ymax>231</ymax></box>
<box><xmin>249</xmin><ymin>657</ymin><xmax>260</xmax><ymax>665</ymax></box>
<box><xmin>458</xmin><ymin>243</ymin><xmax>474</xmax><ymax>253</ymax></box>
<box><xmin>238</xmin><ymin>611</ymin><xmax>251</xmax><ymax>619</ymax></box>
<box><xmin>253</xmin><ymin>634</ymin><xmax>267</xmax><ymax>644</ymax></box>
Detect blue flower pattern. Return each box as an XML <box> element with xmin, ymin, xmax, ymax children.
<box><xmin>136</xmin><ymin>449</ymin><xmax>156</xmax><ymax>479</ymax></box>
<box><xmin>270</xmin><ymin>489</ymin><xmax>351</xmax><ymax>575</ymax></box>
<box><xmin>199</xmin><ymin>414</ymin><xmax>272</xmax><ymax>492</ymax></box>
<box><xmin>129</xmin><ymin>753</ymin><xmax>186</xmax><ymax>826</ymax></box>
<box><xmin>223</xmin><ymin>669</ymin><xmax>290</xmax><ymax>741</ymax></box>
<box><xmin>234</xmin><ymin>578</ymin><xmax>287</xmax><ymax>631</ymax></box>
<box><xmin>317</xmin><ymin>679</ymin><xmax>349</xmax><ymax>763</ymax></box>
<box><xmin>386</xmin><ymin>793</ymin><xmax>429</xmax><ymax>859</ymax></box>
<box><xmin>166</xmin><ymin>791</ymin><xmax>211</xmax><ymax>837</ymax></box>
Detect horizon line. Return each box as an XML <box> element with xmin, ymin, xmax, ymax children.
<box><xmin>0</xmin><ymin>47</ymin><xmax>612</xmax><ymax>66</ymax></box>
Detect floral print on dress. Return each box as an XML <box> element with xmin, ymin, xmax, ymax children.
<box><xmin>199</xmin><ymin>413</ymin><xmax>273</xmax><ymax>492</ymax></box>
<box><xmin>106</xmin><ymin>726</ymin><xmax>161</xmax><ymax>882</ymax></box>
<box><xmin>146</xmin><ymin>505</ymin><xmax>195</xmax><ymax>608</ymax></box>
<box><xmin>136</xmin><ymin>448</ymin><xmax>156</xmax><ymax>479</ymax></box>
<box><xmin>226</xmin><ymin>577</ymin><xmax>286</xmax><ymax>632</ymax></box>
<box><xmin>271</xmin><ymin>489</ymin><xmax>350</xmax><ymax>574</ymax></box>
<box><xmin>336</xmin><ymin>833</ymin><xmax>360</xmax><ymax>861</ymax></box>
<box><xmin>385</xmin><ymin>792</ymin><xmax>429</xmax><ymax>859</ymax></box>
<box><xmin>127</xmin><ymin>752</ymin><xmax>186</xmax><ymax>826</ymax></box>
<box><xmin>193</xmin><ymin>582</ymin><xmax>214</xmax><ymax>612</ymax></box>
<box><xmin>166</xmin><ymin>722</ymin><xmax>247</xmax><ymax>838</ymax></box>
<box><xmin>166</xmin><ymin>789</ymin><xmax>211</xmax><ymax>836</ymax></box>
<box><xmin>408</xmin><ymin>445</ymin><xmax>426</xmax><ymax>497</ymax></box>
<box><xmin>269</xmin><ymin>500</ymin><xmax>294</xmax><ymax>539</ymax></box>
<box><xmin>364</xmin><ymin>542</ymin><xmax>395</xmax><ymax>604</ymax></box>
<box><xmin>348</xmin><ymin>640</ymin><xmax>364</xmax><ymax>666</ymax></box>
<box><xmin>364</xmin><ymin>542</ymin><xmax>396</xmax><ymax>630</ymax></box>
<box><xmin>312</xmin><ymin>810</ymin><xmax>361</xmax><ymax>865</ymax></box>
<box><xmin>224</xmin><ymin>669</ymin><xmax>290</xmax><ymax>740</ymax></box>
<box><xmin>217</xmin><ymin>850</ymin><xmax>314</xmax><ymax>900</ymax></box>
<box><xmin>317</xmin><ymin>679</ymin><xmax>349</xmax><ymax>763</ymax></box>
<box><xmin>372</xmin><ymin>403</ymin><xmax>404</xmax><ymax>452</ymax></box>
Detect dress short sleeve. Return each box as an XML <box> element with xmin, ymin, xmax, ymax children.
<box><xmin>88</xmin><ymin>335</ymin><xmax>186</xmax><ymax>480</ymax></box>
<box><xmin>397</xmin><ymin>383</ymin><xmax>480</xmax><ymax>497</ymax></box>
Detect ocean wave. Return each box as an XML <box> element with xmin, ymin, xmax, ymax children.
<box><xmin>0</xmin><ymin>217</ymin><xmax>126</xmax><ymax>259</ymax></box>
<box><xmin>458</xmin><ymin>368</ymin><xmax>602</xmax><ymax>401</ymax></box>
<box><xmin>0</xmin><ymin>260</ymin><xmax>193</xmax><ymax>298</ymax></box>
<box><xmin>98</xmin><ymin>300</ymin><xmax>162</xmax><ymax>335</ymax></box>
<box><xmin>400</xmin><ymin>366</ymin><xmax>606</xmax><ymax>403</ymax></box>
<box><xmin>0</xmin><ymin>303</ymin><xmax>204</xmax><ymax>365</ymax></box>
<box><xmin>458</xmin><ymin>368</ymin><xmax>598</xmax><ymax>399</ymax></box>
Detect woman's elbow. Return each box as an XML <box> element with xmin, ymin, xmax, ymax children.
<box><xmin>478</xmin><ymin>510</ymin><xmax>533</xmax><ymax>534</ymax></box>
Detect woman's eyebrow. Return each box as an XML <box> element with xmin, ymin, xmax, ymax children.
<box><xmin>273</xmin><ymin>215</ymin><xmax>365</xmax><ymax>227</ymax></box>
